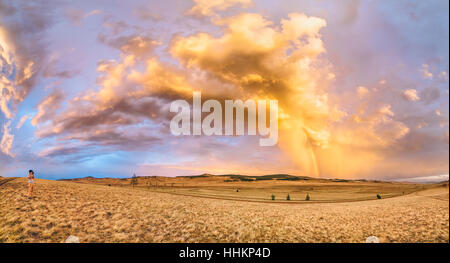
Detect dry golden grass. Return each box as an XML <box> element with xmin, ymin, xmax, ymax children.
<box><xmin>0</xmin><ymin>178</ymin><xmax>448</xmax><ymax>243</ymax></box>
<box><xmin>65</xmin><ymin>175</ymin><xmax>428</xmax><ymax>202</ymax></box>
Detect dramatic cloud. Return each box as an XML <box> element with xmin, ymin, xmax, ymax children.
<box><xmin>0</xmin><ymin>28</ymin><xmax>35</xmax><ymax>119</ymax></box>
<box><xmin>32</xmin><ymin>34</ymin><xmax>191</xmax><ymax>153</ymax></box>
<box><xmin>170</xmin><ymin>12</ymin><xmax>338</xmax><ymax>175</ymax></box>
<box><xmin>0</xmin><ymin>0</ymin><xmax>447</xmax><ymax>180</ymax></box>
<box><xmin>0</xmin><ymin>1</ymin><xmax>54</xmax><ymax>119</ymax></box>
<box><xmin>16</xmin><ymin>114</ymin><xmax>29</xmax><ymax>129</ymax></box>
<box><xmin>32</xmin><ymin>89</ymin><xmax>64</xmax><ymax>126</ymax></box>
<box><xmin>0</xmin><ymin>120</ymin><xmax>14</xmax><ymax>157</ymax></box>
<box><xmin>168</xmin><ymin>10</ymin><xmax>419</xmax><ymax>178</ymax></box>
<box><xmin>187</xmin><ymin>0</ymin><xmax>253</xmax><ymax>17</ymax></box>
<box><xmin>402</xmin><ymin>89</ymin><xmax>420</xmax><ymax>101</ymax></box>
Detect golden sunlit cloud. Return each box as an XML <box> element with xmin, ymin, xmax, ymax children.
<box><xmin>403</xmin><ymin>89</ymin><xmax>420</xmax><ymax>101</ymax></box>
<box><xmin>0</xmin><ymin>120</ymin><xmax>14</xmax><ymax>157</ymax></box>
<box><xmin>187</xmin><ymin>0</ymin><xmax>253</xmax><ymax>17</ymax></box>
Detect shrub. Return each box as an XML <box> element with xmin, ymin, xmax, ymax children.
<box><xmin>271</xmin><ymin>194</ymin><xmax>275</xmax><ymax>200</ymax></box>
<box><xmin>240</xmin><ymin>178</ymin><xmax>255</xmax><ymax>182</ymax></box>
<box><xmin>305</xmin><ymin>193</ymin><xmax>310</xmax><ymax>201</ymax></box>
<box><xmin>130</xmin><ymin>174</ymin><xmax>138</xmax><ymax>188</ymax></box>
<box><xmin>286</xmin><ymin>194</ymin><xmax>291</xmax><ymax>201</ymax></box>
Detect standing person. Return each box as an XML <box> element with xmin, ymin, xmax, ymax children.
<box><xmin>27</xmin><ymin>170</ymin><xmax>35</xmax><ymax>198</ymax></box>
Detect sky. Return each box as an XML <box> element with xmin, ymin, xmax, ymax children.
<box><xmin>0</xmin><ymin>0</ymin><xmax>448</xmax><ymax>180</ymax></box>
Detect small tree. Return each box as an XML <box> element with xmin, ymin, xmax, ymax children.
<box><xmin>286</xmin><ymin>194</ymin><xmax>291</xmax><ymax>201</ymax></box>
<box><xmin>271</xmin><ymin>194</ymin><xmax>275</xmax><ymax>200</ymax></box>
<box><xmin>131</xmin><ymin>173</ymin><xmax>138</xmax><ymax>188</ymax></box>
<box><xmin>305</xmin><ymin>193</ymin><xmax>310</xmax><ymax>201</ymax></box>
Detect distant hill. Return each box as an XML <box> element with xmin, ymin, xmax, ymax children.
<box><xmin>59</xmin><ymin>173</ymin><xmax>317</xmax><ymax>184</ymax></box>
<box><xmin>58</xmin><ymin>173</ymin><xmax>400</xmax><ymax>184</ymax></box>
<box><xmin>176</xmin><ymin>174</ymin><xmax>211</xmax><ymax>179</ymax></box>
<box><xmin>174</xmin><ymin>173</ymin><xmax>312</xmax><ymax>182</ymax></box>
<box><xmin>59</xmin><ymin>176</ymin><xmax>96</xmax><ymax>181</ymax></box>
<box><xmin>222</xmin><ymin>174</ymin><xmax>311</xmax><ymax>181</ymax></box>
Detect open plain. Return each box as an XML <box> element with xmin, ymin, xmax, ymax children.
<box><xmin>0</xmin><ymin>175</ymin><xmax>448</xmax><ymax>243</ymax></box>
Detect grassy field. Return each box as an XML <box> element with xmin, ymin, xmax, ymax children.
<box><xmin>0</xmin><ymin>176</ymin><xmax>448</xmax><ymax>243</ymax></box>
<box><xmin>62</xmin><ymin>174</ymin><xmax>429</xmax><ymax>202</ymax></box>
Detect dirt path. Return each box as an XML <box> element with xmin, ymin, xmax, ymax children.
<box><xmin>0</xmin><ymin>178</ymin><xmax>16</xmax><ymax>187</ymax></box>
<box><xmin>142</xmin><ymin>186</ymin><xmax>422</xmax><ymax>205</ymax></box>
